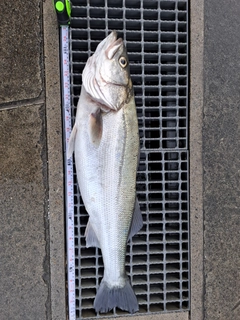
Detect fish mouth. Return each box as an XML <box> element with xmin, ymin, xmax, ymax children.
<box><xmin>95</xmin><ymin>31</ymin><xmax>123</xmax><ymax>60</ymax></box>
<box><xmin>94</xmin><ymin>31</ymin><xmax>121</xmax><ymax>57</ymax></box>
<box><xmin>105</xmin><ymin>35</ymin><xmax>123</xmax><ymax>60</ymax></box>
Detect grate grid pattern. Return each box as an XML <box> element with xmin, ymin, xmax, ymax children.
<box><xmin>69</xmin><ymin>0</ymin><xmax>189</xmax><ymax>318</ymax></box>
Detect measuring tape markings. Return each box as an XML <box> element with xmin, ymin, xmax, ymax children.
<box><xmin>53</xmin><ymin>1</ymin><xmax>75</xmax><ymax>318</ymax></box>
<box><xmin>61</xmin><ymin>25</ymin><xmax>76</xmax><ymax>320</ymax></box>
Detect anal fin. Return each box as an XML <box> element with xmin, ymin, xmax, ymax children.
<box><xmin>85</xmin><ymin>220</ymin><xmax>100</xmax><ymax>248</ymax></box>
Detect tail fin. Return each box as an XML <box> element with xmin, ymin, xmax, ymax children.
<box><xmin>94</xmin><ymin>279</ymin><xmax>138</xmax><ymax>314</ymax></box>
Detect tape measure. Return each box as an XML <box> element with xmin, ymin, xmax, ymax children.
<box><xmin>54</xmin><ymin>0</ymin><xmax>71</xmax><ymax>25</ymax></box>
<box><xmin>61</xmin><ymin>26</ymin><xmax>76</xmax><ymax>320</ymax></box>
<box><xmin>54</xmin><ymin>2</ymin><xmax>76</xmax><ymax>320</ymax></box>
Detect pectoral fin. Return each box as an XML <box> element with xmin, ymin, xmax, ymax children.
<box><xmin>89</xmin><ymin>109</ymin><xmax>102</xmax><ymax>147</ymax></box>
<box><xmin>128</xmin><ymin>197</ymin><xmax>143</xmax><ymax>241</ymax></box>
<box><xmin>85</xmin><ymin>220</ymin><xmax>100</xmax><ymax>248</ymax></box>
<box><xmin>67</xmin><ymin>124</ymin><xmax>77</xmax><ymax>159</ymax></box>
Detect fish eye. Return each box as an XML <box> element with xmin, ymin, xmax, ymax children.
<box><xmin>119</xmin><ymin>57</ymin><xmax>128</xmax><ymax>68</ymax></box>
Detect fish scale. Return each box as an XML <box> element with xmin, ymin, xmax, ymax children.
<box><xmin>75</xmin><ymin>94</ymin><xmax>137</xmax><ymax>286</ymax></box>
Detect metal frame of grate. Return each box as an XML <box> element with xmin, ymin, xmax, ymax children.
<box><xmin>69</xmin><ymin>0</ymin><xmax>189</xmax><ymax>318</ymax></box>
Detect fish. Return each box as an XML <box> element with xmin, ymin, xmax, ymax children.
<box><xmin>67</xmin><ymin>31</ymin><xmax>143</xmax><ymax>314</ymax></box>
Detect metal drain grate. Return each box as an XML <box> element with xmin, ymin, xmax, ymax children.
<box><xmin>69</xmin><ymin>0</ymin><xmax>189</xmax><ymax>318</ymax></box>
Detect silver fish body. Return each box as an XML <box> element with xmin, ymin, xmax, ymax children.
<box><xmin>68</xmin><ymin>31</ymin><xmax>142</xmax><ymax>313</ymax></box>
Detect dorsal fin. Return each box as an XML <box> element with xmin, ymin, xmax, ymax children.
<box><xmin>128</xmin><ymin>197</ymin><xmax>143</xmax><ymax>241</ymax></box>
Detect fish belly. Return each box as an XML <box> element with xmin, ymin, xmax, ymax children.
<box><xmin>74</xmin><ymin>96</ymin><xmax>139</xmax><ymax>312</ymax></box>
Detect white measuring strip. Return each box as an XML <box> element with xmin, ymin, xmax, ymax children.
<box><xmin>60</xmin><ymin>25</ymin><xmax>76</xmax><ymax>320</ymax></box>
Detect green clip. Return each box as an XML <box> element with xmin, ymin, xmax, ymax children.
<box><xmin>54</xmin><ymin>0</ymin><xmax>71</xmax><ymax>25</ymax></box>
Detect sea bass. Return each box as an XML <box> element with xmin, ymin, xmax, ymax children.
<box><xmin>67</xmin><ymin>31</ymin><xmax>143</xmax><ymax>314</ymax></box>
